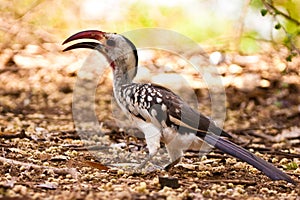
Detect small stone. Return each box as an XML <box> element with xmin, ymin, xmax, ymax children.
<box><xmin>135</xmin><ymin>182</ymin><xmax>148</xmax><ymax>193</ymax></box>
<box><xmin>200</xmin><ymin>155</ymin><xmax>207</xmax><ymax>161</ymax></box>
<box><xmin>209</xmin><ymin>51</ymin><xmax>223</xmax><ymax>65</ymax></box>
<box><xmin>233</xmin><ymin>162</ymin><xmax>247</xmax><ymax>169</ymax></box>
<box><xmin>50</xmin><ymin>155</ymin><xmax>69</xmax><ymax>161</ymax></box>
<box><xmin>279</xmin><ymin>158</ymin><xmax>289</xmax><ymax>165</ymax></box>
<box><xmin>226</xmin><ymin>158</ymin><xmax>237</xmax><ymax>165</ymax></box>
<box><xmin>236</xmin><ymin>186</ymin><xmax>245</xmax><ymax>194</ymax></box>
<box><xmin>229</xmin><ymin>64</ymin><xmax>243</xmax><ymax>74</ymax></box>
<box><xmin>260</xmin><ymin>79</ymin><xmax>270</xmax><ymax>88</ymax></box>
<box><xmin>212</xmin><ymin>165</ymin><xmax>225</xmax><ymax>173</ymax></box>
<box><xmin>13</xmin><ymin>185</ymin><xmax>27</xmax><ymax>195</ymax></box>
<box><xmin>117</xmin><ymin>169</ymin><xmax>124</xmax><ymax>175</ymax></box>
<box><xmin>271</xmin><ymin>158</ymin><xmax>278</xmax><ymax>163</ymax></box>
<box><xmin>151</xmin><ymin>177</ymin><xmax>160</xmax><ymax>186</ymax></box>
<box><xmin>66</xmin><ymin>174</ymin><xmax>72</xmax><ymax>179</ymax></box>
<box><xmin>159</xmin><ymin>176</ymin><xmax>180</xmax><ymax>189</ymax></box>
<box><xmin>224</xmin><ymin>188</ymin><xmax>233</xmax><ymax>195</ymax></box>
<box><xmin>228</xmin><ymin>183</ymin><xmax>234</xmax><ymax>188</ymax></box>
<box><xmin>115</xmin><ymin>190</ymin><xmax>131</xmax><ymax>200</ymax></box>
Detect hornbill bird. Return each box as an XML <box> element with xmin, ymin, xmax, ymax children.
<box><xmin>63</xmin><ymin>30</ymin><xmax>295</xmax><ymax>184</ymax></box>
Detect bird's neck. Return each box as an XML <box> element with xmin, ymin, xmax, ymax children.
<box><xmin>112</xmin><ymin>62</ymin><xmax>137</xmax><ymax>93</ymax></box>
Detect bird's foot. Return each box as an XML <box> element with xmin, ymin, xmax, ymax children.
<box><xmin>136</xmin><ymin>160</ymin><xmax>148</xmax><ymax>170</ymax></box>
<box><xmin>164</xmin><ymin>157</ymin><xmax>181</xmax><ymax>171</ymax></box>
<box><xmin>136</xmin><ymin>160</ymin><xmax>164</xmax><ymax>171</ymax></box>
<box><xmin>136</xmin><ymin>154</ymin><xmax>164</xmax><ymax>171</ymax></box>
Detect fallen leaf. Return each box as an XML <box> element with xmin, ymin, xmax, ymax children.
<box><xmin>82</xmin><ymin>160</ymin><xmax>110</xmax><ymax>171</ymax></box>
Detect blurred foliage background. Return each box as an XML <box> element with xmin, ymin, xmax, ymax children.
<box><xmin>0</xmin><ymin>0</ymin><xmax>299</xmax><ymax>56</ymax></box>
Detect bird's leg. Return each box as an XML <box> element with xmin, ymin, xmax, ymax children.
<box><xmin>162</xmin><ymin>132</ymin><xmax>185</xmax><ymax>171</ymax></box>
<box><xmin>136</xmin><ymin>128</ymin><xmax>162</xmax><ymax>170</ymax></box>
<box><xmin>136</xmin><ymin>150</ymin><xmax>159</xmax><ymax>169</ymax></box>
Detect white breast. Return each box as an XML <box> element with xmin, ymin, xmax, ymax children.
<box><xmin>132</xmin><ymin>116</ymin><xmax>162</xmax><ymax>156</ymax></box>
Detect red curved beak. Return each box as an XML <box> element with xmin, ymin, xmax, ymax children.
<box><xmin>62</xmin><ymin>30</ymin><xmax>107</xmax><ymax>52</ymax></box>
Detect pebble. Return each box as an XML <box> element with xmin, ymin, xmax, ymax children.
<box><xmin>229</xmin><ymin>64</ymin><xmax>243</xmax><ymax>74</ymax></box>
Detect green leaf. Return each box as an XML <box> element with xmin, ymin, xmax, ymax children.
<box><xmin>275</xmin><ymin>23</ymin><xmax>281</xmax><ymax>29</ymax></box>
<box><xmin>285</xmin><ymin>161</ymin><xmax>298</xmax><ymax>170</ymax></box>
<box><xmin>286</xmin><ymin>54</ymin><xmax>293</xmax><ymax>62</ymax></box>
<box><xmin>260</xmin><ymin>9</ymin><xmax>268</xmax><ymax>16</ymax></box>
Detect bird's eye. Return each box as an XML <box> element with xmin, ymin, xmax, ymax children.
<box><xmin>106</xmin><ymin>39</ymin><xmax>116</xmax><ymax>47</ymax></box>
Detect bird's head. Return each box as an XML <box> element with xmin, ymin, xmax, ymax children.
<box><xmin>63</xmin><ymin>30</ymin><xmax>138</xmax><ymax>83</ymax></box>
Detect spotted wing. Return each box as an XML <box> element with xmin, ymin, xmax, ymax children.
<box><xmin>121</xmin><ymin>83</ymin><xmax>230</xmax><ymax>137</ymax></box>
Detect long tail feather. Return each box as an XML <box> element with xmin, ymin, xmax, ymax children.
<box><xmin>203</xmin><ymin>133</ymin><xmax>296</xmax><ymax>184</ymax></box>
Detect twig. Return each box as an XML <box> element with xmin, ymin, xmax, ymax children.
<box><xmin>234</xmin><ymin>0</ymin><xmax>251</xmax><ymax>51</ymax></box>
<box><xmin>15</xmin><ymin>0</ymin><xmax>46</xmax><ymax>21</ymax></box>
<box><xmin>259</xmin><ymin>151</ymin><xmax>300</xmax><ymax>159</ymax></box>
<box><xmin>261</xmin><ymin>0</ymin><xmax>300</xmax><ymax>26</ymax></box>
<box><xmin>204</xmin><ymin>179</ymin><xmax>256</xmax><ymax>185</ymax></box>
<box><xmin>0</xmin><ymin>156</ymin><xmax>78</xmax><ymax>179</ymax></box>
<box><xmin>261</xmin><ymin>0</ymin><xmax>300</xmax><ymax>55</ymax></box>
<box><xmin>0</xmin><ymin>129</ymin><xmax>29</xmax><ymax>139</ymax></box>
<box><xmin>186</xmin><ymin>179</ymin><xmax>257</xmax><ymax>185</ymax></box>
<box><xmin>0</xmin><ymin>0</ymin><xmax>47</xmax><ymax>50</ymax></box>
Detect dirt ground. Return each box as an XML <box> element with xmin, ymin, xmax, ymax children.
<box><xmin>0</xmin><ymin>43</ymin><xmax>300</xmax><ymax>200</ymax></box>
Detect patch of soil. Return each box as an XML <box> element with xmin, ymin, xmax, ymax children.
<box><xmin>0</xmin><ymin>44</ymin><xmax>299</xmax><ymax>199</ymax></box>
